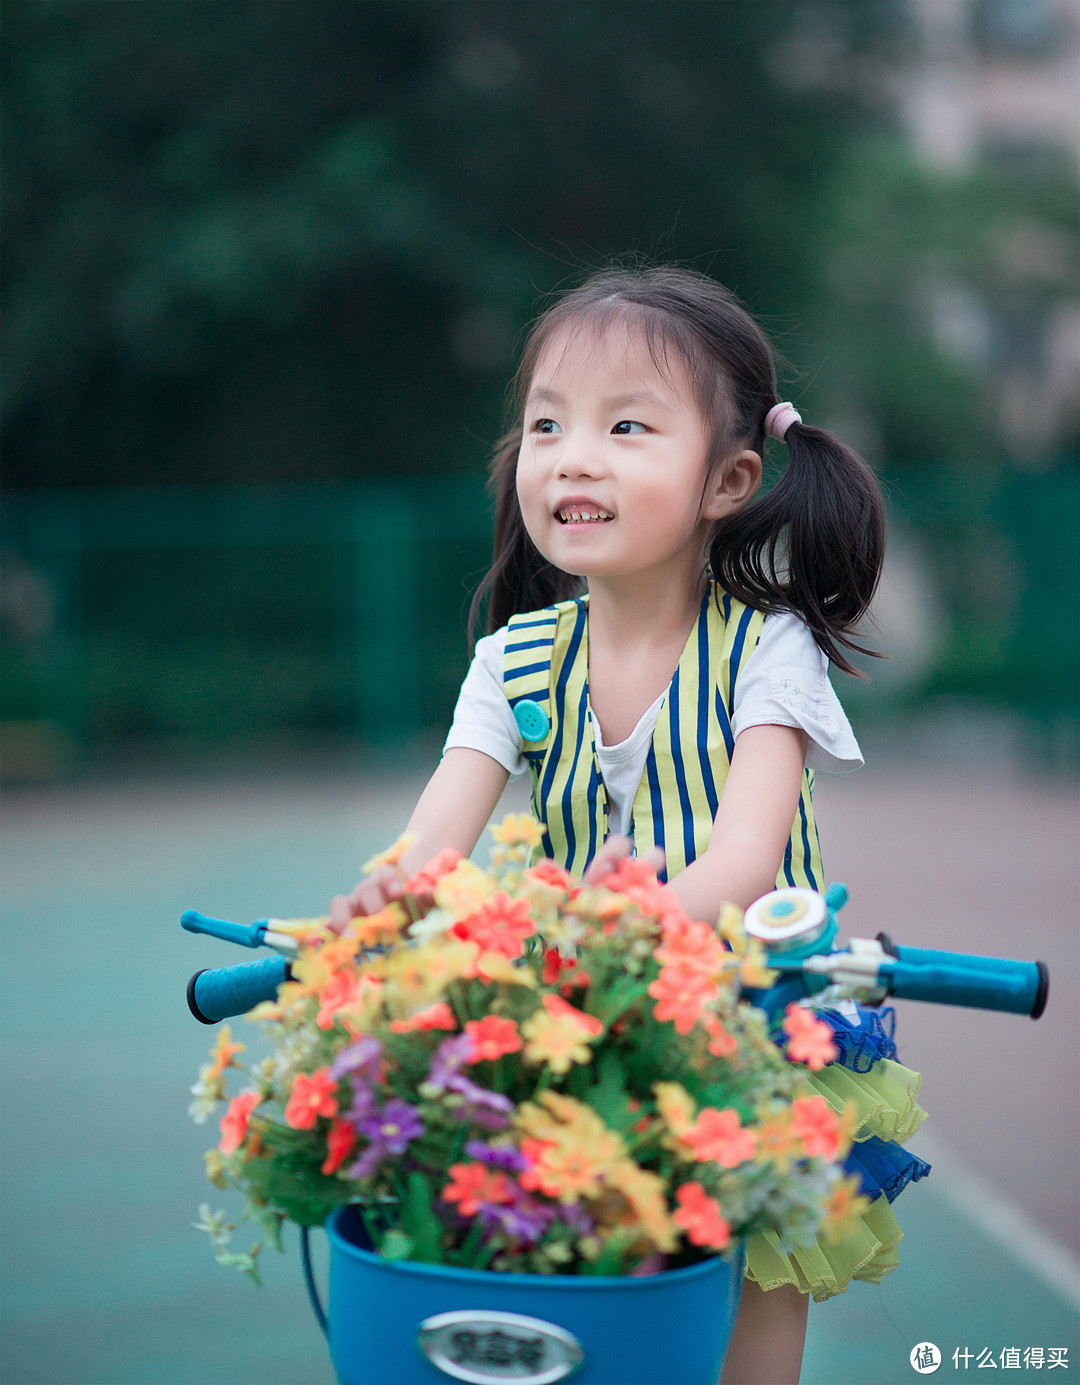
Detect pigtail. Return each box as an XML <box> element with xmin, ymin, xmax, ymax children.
<box><xmin>467</xmin><ymin>426</ymin><xmax>582</xmax><ymax>650</ymax></box>
<box><xmin>709</xmin><ymin>421</ymin><xmax>886</xmax><ymax>677</ymax></box>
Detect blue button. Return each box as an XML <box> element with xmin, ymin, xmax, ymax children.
<box><xmin>514</xmin><ymin>699</ymin><xmax>550</xmax><ymax>742</ymax></box>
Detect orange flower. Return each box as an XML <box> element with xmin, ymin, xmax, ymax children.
<box><xmin>284</xmin><ymin>1067</ymin><xmax>339</xmax><ymax>1130</ymax></box>
<box><xmin>403</xmin><ymin>848</ymin><xmax>463</xmax><ymax>896</ymax></box>
<box><xmin>442</xmin><ymin>1162</ymin><xmax>513</xmax><ymax>1216</ymax></box>
<box><xmin>789</xmin><ymin>1095</ymin><xmax>852</xmax><ymax>1161</ymax></box>
<box><xmin>647</xmin><ymin>965</ymin><xmax>716</xmax><ymax>1035</ymax></box>
<box><xmin>673</xmin><ymin>1182</ymin><xmax>731</xmax><ymax>1250</ymax></box>
<box><xmin>606</xmin><ymin>1160</ymin><xmax>678</xmax><ymax>1252</ymax></box>
<box><xmin>389</xmin><ymin>1002</ymin><xmax>457</xmax><ymax>1033</ymax></box>
<box><xmin>683</xmin><ymin>1107</ymin><xmax>757</xmax><ymax>1167</ymax></box>
<box><xmin>655</xmin><ymin>917</ymin><xmax>726</xmax><ymax>977</ymax></box>
<box><xmin>316</xmin><ymin>971</ymin><xmax>362</xmax><ymax>1031</ymax></box>
<box><xmin>219</xmin><ymin>1090</ymin><xmax>261</xmax><ymax>1154</ymax></box>
<box><xmin>821</xmin><ymin>1173</ymin><xmax>873</xmax><ymax>1242</ymax></box>
<box><xmin>452</xmin><ymin>891</ymin><xmax>536</xmax><ymax>959</ymax></box>
<box><xmin>350</xmin><ymin>903</ymin><xmax>407</xmax><ymax>949</ymax></box>
<box><xmin>464</xmin><ymin>1016</ymin><xmax>523</xmax><ymax>1062</ymax></box>
<box><xmin>321</xmin><ymin>1118</ymin><xmax>357</xmax><ymax>1175</ymax></box>
<box><xmin>781</xmin><ymin>1004</ymin><xmax>839</xmax><ymax>1071</ymax></box>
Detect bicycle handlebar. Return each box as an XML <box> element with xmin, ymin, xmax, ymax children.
<box><xmin>182</xmin><ymin>904</ymin><xmax>1049</xmax><ymax>1026</ymax></box>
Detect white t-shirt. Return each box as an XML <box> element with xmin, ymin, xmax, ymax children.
<box><xmin>443</xmin><ymin>610</ymin><xmax>863</xmax><ymax>837</ymax></box>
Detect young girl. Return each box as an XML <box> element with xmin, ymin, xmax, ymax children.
<box><xmin>330</xmin><ymin>265</ymin><xmax>929</xmax><ymax>1385</ymax></box>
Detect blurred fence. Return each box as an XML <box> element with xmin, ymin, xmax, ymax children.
<box><xmin>1</xmin><ymin>464</ymin><xmax>1076</xmax><ymax>778</ymax></box>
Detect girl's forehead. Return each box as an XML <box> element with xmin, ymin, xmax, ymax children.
<box><xmin>528</xmin><ymin>318</ymin><xmax>694</xmax><ymax>408</ymax></box>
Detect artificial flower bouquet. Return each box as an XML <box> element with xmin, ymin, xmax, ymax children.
<box><xmin>191</xmin><ymin>815</ymin><xmax>866</xmax><ymax>1283</ymax></box>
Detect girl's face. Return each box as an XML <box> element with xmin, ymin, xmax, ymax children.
<box><xmin>517</xmin><ymin>320</ymin><xmax>735</xmax><ymax>587</ymax></box>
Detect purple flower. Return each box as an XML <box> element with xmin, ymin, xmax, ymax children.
<box><xmin>427</xmin><ymin>1036</ymin><xmax>511</xmax><ymax>1129</ymax></box>
<box><xmin>478</xmin><ymin>1198</ymin><xmax>555</xmax><ymax>1245</ymax></box>
<box><xmin>329</xmin><ymin>1036</ymin><xmax>382</xmax><ymax>1083</ymax></box>
<box><xmin>346</xmin><ymin>1098</ymin><xmax>424</xmax><ymax>1180</ymax></box>
<box><xmin>356</xmin><ymin>1098</ymin><xmax>423</xmax><ymax>1154</ymax></box>
<box><xmin>346</xmin><ymin>1080</ymin><xmax>377</xmax><ymax>1125</ymax></box>
<box><xmin>464</xmin><ymin>1140</ymin><xmax>529</xmax><ymax>1173</ymax></box>
<box><xmin>427</xmin><ymin>1033</ymin><xmax>475</xmax><ymax>1089</ymax></box>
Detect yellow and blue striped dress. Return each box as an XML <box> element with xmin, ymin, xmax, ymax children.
<box><xmin>502</xmin><ymin>580</ymin><xmax>929</xmax><ymax>1300</ymax></box>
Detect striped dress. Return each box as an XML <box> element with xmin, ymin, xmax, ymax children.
<box><xmin>501</xmin><ymin>580</ymin><xmax>929</xmax><ymax>1300</ymax></box>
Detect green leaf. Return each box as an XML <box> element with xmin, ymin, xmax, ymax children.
<box><xmin>582</xmin><ymin>1051</ymin><xmax>637</xmax><ymax>1135</ymax></box>
<box><xmin>397</xmin><ymin>1171</ymin><xmax>442</xmax><ymax>1264</ymax></box>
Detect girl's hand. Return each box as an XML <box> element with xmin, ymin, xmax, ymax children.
<box><xmin>328</xmin><ymin>865</ymin><xmax>407</xmax><ymax>931</ymax></box>
<box><xmin>584</xmin><ymin>834</ymin><xmax>665</xmax><ymax>886</ymax></box>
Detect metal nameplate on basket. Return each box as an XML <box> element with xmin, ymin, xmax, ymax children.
<box><xmin>417</xmin><ymin>1309</ymin><xmax>585</xmax><ymax>1384</ymax></box>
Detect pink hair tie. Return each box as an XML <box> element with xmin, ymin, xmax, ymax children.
<box><xmin>764</xmin><ymin>401</ymin><xmax>802</xmax><ymax>441</ymax></box>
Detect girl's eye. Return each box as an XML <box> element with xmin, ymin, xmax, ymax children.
<box><xmin>613</xmin><ymin>420</ymin><xmax>647</xmax><ymax>435</ymax></box>
<box><xmin>533</xmin><ymin>418</ymin><xmax>562</xmax><ymax>435</ymax></box>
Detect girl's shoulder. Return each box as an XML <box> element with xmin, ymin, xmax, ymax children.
<box><xmin>753</xmin><ymin>608</ymin><xmax>830</xmax><ymax>671</ymax></box>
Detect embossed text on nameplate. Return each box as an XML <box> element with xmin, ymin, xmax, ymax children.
<box><xmin>417</xmin><ymin>1309</ymin><xmax>585</xmax><ymax>1384</ymax></box>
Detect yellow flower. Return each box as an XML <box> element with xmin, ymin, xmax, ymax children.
<box><xmin>820</xmin><ymin>1173</ymin><xmax>872</xmax><ymax>1243</ymax></box>
<box><xmin>652</xmin><ymin>1081</ymin><xmax>697</xmax><ymax>1141</ymax></box>
<box><xmin>433</xmin><ymin>859</ymin><xmax>496</xmax><ymax>917</ymax></box>
<box><xmin>752</xmin><ymin>1106</ymin><xmax>804</xmax><ymax>1170</ymax></box>
<box><xmin>209</xmin><ymin>1025</ymin><xmax>245</xmax><ymax>1074</ymax></box>
<box><xmin>489</xmin><ymin>813</ymin><xmax>544</xmax><ymax>849</ymax></box>
<box><xmin>516</xmin><ymin>1093</ymin><xmax>626</xmax><ymax>1203</ymax></box>
<box><xmin>521</xmin><ymin>996</ymin><xmax>602</xmax><ymax>1074</ymax></box>
<box><xmin>204</xmin><ymin>1149</ymin><xmax>228</xmax><ymax>1188</ymax></box>
<box><xmin>362</xmin><ymin>831</ymin><xmax>419</xmax><ymax>875</ymax></box>
<box><xmin>606</xmin><ymin>1160</ymin><xmax>678</xmax><ymax>1253</ymax></box>
<box><xmin>717</xmin><ymin>902</ymin><xmax>746</xmax><ymax>949</ymax></box>
<box><xmin>738</xmin><ymin>938</ymin><xmax>778</xmax><ymax>989</ymax></box>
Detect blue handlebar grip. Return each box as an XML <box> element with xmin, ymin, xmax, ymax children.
<box><xmin>886</xmin><ymin>956</ymin><xmax>1048</xmax><ymax>1017</ymax></box>
<box><xmin>181</xmin><ymin>909</ymin><xmax>267</xmax><ymax>949</ymax></box>
<box><xmin>187</xmin><ymin>955</ymin><xmax>290</xmax><ymax>1024</ymax></box>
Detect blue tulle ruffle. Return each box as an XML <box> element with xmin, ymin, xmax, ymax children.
<box><xmin>844</xmin><ymin>1133</ymin><xmax>932</xmax><ymax>1204</ymax></box>
<box><xmin>821</xmin><ymin>1004</ymin><xmax>900</xmax><ymax>1074</ymax></box>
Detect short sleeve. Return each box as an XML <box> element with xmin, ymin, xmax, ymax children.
<box><xmin>731</xmin><ymin>613</ymin><xmax>864</xmax><ymax>772</ymax></box>
<box><xmin>442</xmin><ymin>627</ymin><xmax>528</xmax><ymax>776</ymax></box>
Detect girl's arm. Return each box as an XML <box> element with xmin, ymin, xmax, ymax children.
<box><xmin>329</xmin><ymin>748</ymin><xmax>509</xmax><ymax>925</ymax></box>
<box><xmin>666</xmin><ymin>724</ymin><xmax>809</xmax><ymax>921</ymax></box>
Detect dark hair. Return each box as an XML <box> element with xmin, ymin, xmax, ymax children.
<box><xmin>469</xmin><ymin>264</ymin><xmax>886</xmax><ymax>676</ymax></box>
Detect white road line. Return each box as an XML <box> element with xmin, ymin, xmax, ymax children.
<box><xmin>907</xmin><ymin>1130</ymin><xmax>1080</xmax><ymax>1312</ymax></box>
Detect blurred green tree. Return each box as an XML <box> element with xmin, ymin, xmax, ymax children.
<box><xmin>3</xmin><ymin>0</ymin><xmax>911</xmax><ymax>488</ymax></box>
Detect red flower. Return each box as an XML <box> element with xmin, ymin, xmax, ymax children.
<box><xmin>321</xmin><ymin>1118</ymin><xmax>357</xmax><ymax>1175</ymax></box>
<box><xmin>451</xmin><ymin>891</ymin><xmax>536</xmax><ymax>959</ymax></box>
<box><xmin>781</xmin><ymin>1004</ymin><xmax>839</xmax><ymax>1071</ymax></box>
<box><xmin>389</xmin><ymin>1002</ymin><xmax>457</xmax><ymax>1033</ymax></box>
<box><xmin>464</xmin><ymin>1015</ymin><xmax>523</xmax><ymax>1062</ymax></box>
<box><xmin>683</xmin><ymin>1107</ymin><xmax>757</xmax><ymax>1167</ymax></box>
<box><xmin>703</xmin><ymin>1014</ymin><xmax>737</xmax><ymax>1058</ymax></box>
<box><xmin>284</xmin><ymin>1067</ymin><xmax>339</xmax><ymax>1130</ymax></box>
<box><xmin>525</xmin><ymin>861</ymin><xmax>576</xmax><ymax>893</ymax></box>
<box><xmin>316</xmin><ymin>971</ymin><xmax>362</xmax><ymax>1031</ymax></box>
<box><xmin>403</xmin><ymin>848</ymin><xmax>463</xmax><ymax>897</ymax></box>
<box><xmin>218</xmin><ymin>1090</ymin><xmax>261</xmax><ymax>1154</ymax></box>
<box><xmin>789</xmin><ymin>1095</ymin><xmax>846</xmax><ymax>1159</ymax></box>
<box><xmin>673</xmin><ymin>1182</ymin><xmax>731</xmax><ymax>1250</ymax></box>
<box><xmin>441</xmin><ymin>1162</ymin><xmax>514</xmax><ymax>1216</ymax></box>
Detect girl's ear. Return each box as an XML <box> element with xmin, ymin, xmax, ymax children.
<box><xmin>701</xmin><ymin>449</ymin><xmax>762</xmax><ymax>521</ymax></box>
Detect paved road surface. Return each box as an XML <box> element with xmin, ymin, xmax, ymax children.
<box><xmin>2</xmin><ymin>760</ymin><xmax>1076</xmax><ymax>1384</ymax></box>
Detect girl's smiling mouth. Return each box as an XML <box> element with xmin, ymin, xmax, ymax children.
<box><xmin>554</xmin><ymin>498</ymin><xmax>615</xmax><ymax>525</ymax></box>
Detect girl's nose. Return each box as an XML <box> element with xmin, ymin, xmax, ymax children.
<box><xmin>555</xmin><ymin>433</ymin><xmax>608</xmax><ymax>481</ymax></box>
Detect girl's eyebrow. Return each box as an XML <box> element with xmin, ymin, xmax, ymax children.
<box><xmin>527</xmin><ymin>386</ymin><xmax>673</xmax><ymax>412</ymax></box>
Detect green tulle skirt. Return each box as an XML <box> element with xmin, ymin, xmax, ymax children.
<box><xmin>744</xmin><ymin>1057</ymin><xmax>928</xmax><ymax>1301</ymax></box>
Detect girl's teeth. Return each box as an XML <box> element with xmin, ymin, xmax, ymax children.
<box><xmin>562</xmin><ymin>510</ymin><xmax>613</xmax><ymax>523</ymax></box>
